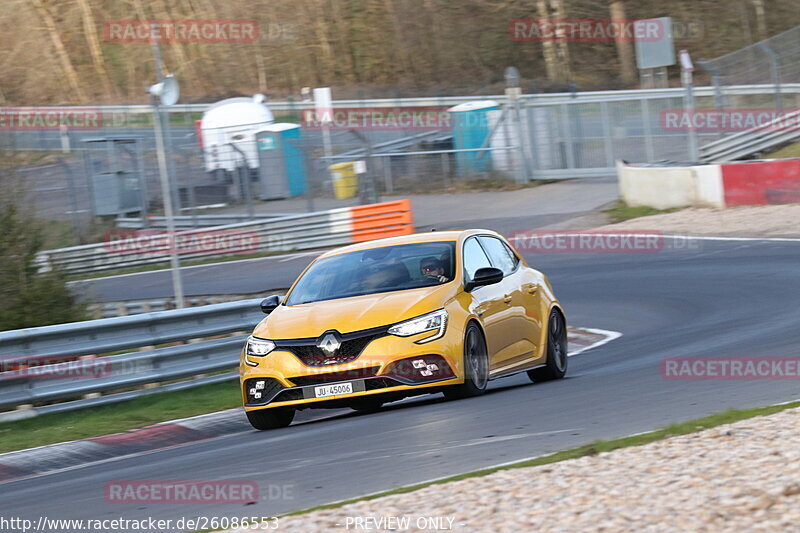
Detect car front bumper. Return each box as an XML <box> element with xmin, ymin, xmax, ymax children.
<box><xmin>239</xmin><ymin>326</ymin><xmax>465</xmax><ymax>412</ymax></box>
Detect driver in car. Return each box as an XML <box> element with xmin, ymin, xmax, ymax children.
<box><xmin>420</xmin><ymin>257</ymin><xmax>448</xmax><ymax>283</ymax></box>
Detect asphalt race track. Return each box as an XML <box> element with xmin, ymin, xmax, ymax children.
<box><xmin>6</xmin><ymin>238</ymin><xmax>800</xmax><ymax>529</ymax></box>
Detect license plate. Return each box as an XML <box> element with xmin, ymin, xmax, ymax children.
<box><xmin>314</xmin><ymin>382</ymin><xmax>353</xmax><ymax>398</ymax></box>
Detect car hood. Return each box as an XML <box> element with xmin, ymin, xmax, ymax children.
<box><xmin>253</xmin><ymin>284</ymin><xmax>456</xmax><ymax>339</ymax></box>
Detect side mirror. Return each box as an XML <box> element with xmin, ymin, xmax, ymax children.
<box><xmin>260</xmin><ymin>295</ymin><xmax>281</xmax><ymax>314</ymax></box>
<box><xmin>465</xmin><ymin>267</ymin><xmax>504</xmax><ymax>292</ymax></box>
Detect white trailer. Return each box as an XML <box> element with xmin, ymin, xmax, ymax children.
<box><xmin>201</xmin><ymin>94</ymin><xmax>274</xmax><ymax>172</ymax></box>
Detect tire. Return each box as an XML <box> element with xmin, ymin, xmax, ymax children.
<box><xmin>444</xmin><ymin>323</ymin><xmax>489</xmax><ymax>400</ymax></box>
<box><xmin>528</xmin><ymin>309</ymin><xmax>568</xmax><ymax>383</ymax></box>
<box><xmin>246</xmin><ymin>407</ymin><xmax>295</xmax><ymax>430</ymax></box>
<box><xmin>350</xmin><ymin>399</ymin><xmax>384</xmax><ymax>413</ymax></box>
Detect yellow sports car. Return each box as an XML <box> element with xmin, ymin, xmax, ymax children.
<box><xmin>240</xmin><ymin>229</ymin><xmax>567</xmax><ymax>430</ymax></box>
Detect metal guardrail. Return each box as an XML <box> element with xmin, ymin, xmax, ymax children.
<box><xmin>115</xmin><ymin>214</ymin><xmax>294</xmax><ymax>229</ymax></box>
<box><xmin>36</xmin><ymin>200</ymin><xmax>413</xmax><ymax>275</ymax></box>
<box><xmin>88</xmin><ymin>296</ymin><xmax>247</xmax><ymax>319</ymax></box>
<box><xmin>699</xmin><ymin>109</ymin><xmax>800</xmax><ymax>162</ymax></box>
<box><xmin>3</xmin><ymin>85</ymin><xmax>797</xmax><ymax>116</ymax></box>
<box><xmin>0</xmin><ymin>299</ymin><xmax>265</xmax><ymax>417</ymax></box>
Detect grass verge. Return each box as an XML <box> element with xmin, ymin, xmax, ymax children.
<box><xmin>766</xmin><ymin>141</ymin><xmax>800</xmax><ymax>159</ymax></box>
<box><xmin>0</xmin><ymin>380</ymin><xmax>241</xmax><ymax>454</ymax></box>
<box><xmin>283</xmin><ymin>398</ymin><xmax>800</xmax><ymax>517</ymax></box>
<box><xmin>602</xmin><ymin>200</ymin><xmax>683</xmax><ymax>223</ymax></box>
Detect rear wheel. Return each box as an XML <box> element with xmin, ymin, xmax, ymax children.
<box><xmin>444</xmin><ymin>323</ymin><xmax>489</xmax><ymax>400</ymax></box>
<box><xmin>246</xmin><ymin>407</ymin><xmax>295</xmax><ymax>430</ymax></box>
<box><xmin>528</xmin><ymin>309</ymin><xmax>568</xmax><ymax>382</ymax></box>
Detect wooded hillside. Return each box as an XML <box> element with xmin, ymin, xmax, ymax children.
<box><xmin>1</xmin><ymin>0</ymin><xmax>797</xmax><ymax>104</ymax></box>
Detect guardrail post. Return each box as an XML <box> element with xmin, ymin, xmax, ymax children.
<box><xmin>640</xmin><ymin>99</ymin><xmax>655</xmax><ymax>162</ymax></box>
<box><xmin>600</xmin><ymin>102</ymin><xmax>614</xmax><ymax>168</ymax></box>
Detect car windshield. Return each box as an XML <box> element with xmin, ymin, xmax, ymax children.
<box><xmin>285</xmin><ymin>241</ymin><xmax>456</xmax><ymax>305</ymax></box>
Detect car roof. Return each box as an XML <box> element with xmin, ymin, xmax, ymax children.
<box><xmin>318</xmin><ymin>229</ymin><xmax>501</xmax><ymax>258</ymax></box>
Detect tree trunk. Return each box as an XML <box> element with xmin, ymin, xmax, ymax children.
<box><xmin>751</xmin><ymin>0</ymin><xmax>768</xmax><ymax>41</ymax></box>
<box><xmin>152</xmin><ymin>0</ymin><xmax>207</xmax><ymax>94</ymax></box>
<box><xmin>29</xmin><ymin>0</ymin><xmax>88</xmax><ymax>102</ymax></box>
<box><xmin>75</xmin><ymin>0</ymin><xmax>117</xmax><ymax>99</ymax></box>
<box><xmin>536</xmin><ymin>0</ymin><xmax>558</xmax><ymax>81</ymax></box>
<box><xmin>549</xmin><ymin>0</ymin><xmax>572</xmax><ymax>80</ymax></box>
<box><xmin>610</xmin><ymin>0</ymin><xmax>636</xmax><ymax>83</ymax></box>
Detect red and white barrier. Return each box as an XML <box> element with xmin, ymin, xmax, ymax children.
<box><xmin>618</xmin><ymin>158</ymin><xmax>800</xmax><ymax>209</ymax></box>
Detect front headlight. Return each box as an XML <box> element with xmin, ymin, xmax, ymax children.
<box><xmin>245</xmin><ymin>336</ymin><xmax>275</xmax><ymax>357</ymax></box>
<box><xmin>388</xmin><ymin>309</ymin><xmax>448</xmax><ymax>344</ymax></box>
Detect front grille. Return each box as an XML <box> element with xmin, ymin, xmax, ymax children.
<box><xmin>244</xmin><ymin>378</ymin><xmax>283</xmax><ymax>405</ymax></box>
<box><xmin>274</xmin><ymin>325</ymin><xmax>388</xmax><ymax>367</ymax></box>
<box><xmin>365</xmin><ymin>377</ymin><xmax>401</xmax><ymax>390</ymax></box>
<box><xmin>288</xmin><ymin>366</ymin><xmax>380</xmax><ymax>387</ymax></box>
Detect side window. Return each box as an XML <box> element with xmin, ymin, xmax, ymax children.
<box><xmin>503</xmin><ymin>240</ymin><xmax>521</xmax><ymax>268</ymax></box>
<box><xmin>479</xmin><ymin>236</ymin><xmax>517</xmax><ymax>275</ymax></box>
<box><xmin>462</xmin><ymin>238</ymin><xmax>492</xmax><ymax>280</ymax></box>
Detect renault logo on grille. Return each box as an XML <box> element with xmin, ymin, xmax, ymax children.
<box><xmin>317</xmin><ymin>332</ymin><xmax>341</xmax><ymax>356</ymax></box>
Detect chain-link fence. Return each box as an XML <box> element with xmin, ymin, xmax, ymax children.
<box><xmin>698</xmin><ymin>25</ymin><xmax>800</xmax><ymax>110</ymax></box>
<box><xmin>2</xmin><ymin>83</ymin><xmax>799</xmax><ymax>249</ymax></box>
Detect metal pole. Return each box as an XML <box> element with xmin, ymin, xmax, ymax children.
<box><xmin>513</xmin><ymin>97</ymin><xmax>532</xmax><ymax>183</ymax></box>
<box><xmin>681</xmin><ymin>51</ymin><xmax>699</xmax><ymax>162</ymax></box>
<box><xmin>322</xmin><ymin>123</ymin><xmax>333</xmax><ymax>192</ymax></box>
<box><xmin>57</xmin><ymin>157</ymin><xmax>83</xmax><ymax>245</ymax></box>
<box><xmin>152</xmin><ymin>97</ymin><xmax>185</xmax><ymax>308</ymax></box>
<box><xmin>149</xmin><ymin>26</ymin><xmax>184</xmax><ymax>308</ymax></box>
<box><xmin>228</xmin><ymin>143</ymin><xmax>254</xmax><ymax>219</ymax></box>
<box><xmin>758</xmin><ymin>42</ymin><xmax>783</xmax><ymax>112</ymax></box>
<box><xmin>348</xmin><ymin>129</ymin><xmax>378</xmax><ymax>204</ymax></box>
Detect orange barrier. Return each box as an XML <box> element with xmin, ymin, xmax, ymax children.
<box><xmin>349</xmin><ymin>199</ymin><xmax>414</xmax><ymax>243</ymax></box>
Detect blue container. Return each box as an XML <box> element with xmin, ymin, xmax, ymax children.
<box><xmin>448</xmin><ymin>101</ymin><xmax>500</xmax><ymax>175</ymax></box>
<box><xmin>256</xmin><ymin>124</ymin><xmax>307</xmax><ymax>199</ymax></box>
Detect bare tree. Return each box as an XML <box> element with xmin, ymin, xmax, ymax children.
<box><xmin>752</xmin><ymin>0</ymin><xmax>768</xmax><ymax>41</ymax></box>
<box><xmin>76</xmin><ymin>0</ymin><xmax>116</xmax><ymax>99</ymax></box>
<box><xmin>609</xmin><ymin>0</ymin><xmax>636</xmax><ymax>82</ymax></box>
<box><xmin>29</xmin><ymin>0</ymin><xmax>88</xmax><ymax>102</ymax></box>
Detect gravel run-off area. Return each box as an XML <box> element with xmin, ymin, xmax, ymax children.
<box><xmin>235</xmin><ymin>406</ymin><xmax>800</xmax><ymax>532</ymax></box>
<box><xmin>599</xmin><ymin>204</ymin><xmax>800</xmax><ymax>238</ymax></box>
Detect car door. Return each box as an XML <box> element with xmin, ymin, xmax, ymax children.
<box><xmin>478</xmin><ymin>235</ymin><xmax>536</xmax><ymax>371</ymax></box>
<box><xmin>462</xmin><ymin>236</ymin><xmax>512</xmax><ymax>371</ymax></box>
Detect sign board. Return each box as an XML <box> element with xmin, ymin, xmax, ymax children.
<box><xmin>258</xmin><ymin>137</ymin><xmax>276</xmax><ymax>151</ymax></box>
<box><xmin>313</xmin><ymin>87</ymin><xmax>333</xmax><ymax>124</ymax></box>
<box><xmin>679</xmin><ymin>49</ymin><xmax>694</xmax><ymax>71</ymax></box>
<box><xmin>634</xmin><ymin>17</ymin><xmax>675</xmax><ymax>69</ymax></box>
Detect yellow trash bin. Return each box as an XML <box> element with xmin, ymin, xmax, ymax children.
<box><xmin>329</xmin><ymin>161</ymin><xmax>359</xmax><ymax>199</ymax></box>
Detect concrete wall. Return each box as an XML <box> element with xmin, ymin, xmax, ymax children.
<box><xmin>617</xmin><ymin>161</ymin><xmax>725</xmax><ymax>209</ymax></box>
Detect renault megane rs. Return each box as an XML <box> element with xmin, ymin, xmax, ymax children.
<box><xmin>240</xmin><ymin>229</ymin><xmax>567</xmax><ymax>430</ymax></box>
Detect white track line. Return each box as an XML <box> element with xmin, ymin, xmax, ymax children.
<box><xmin>568</xmin><ymin>327</ymin><xmax>623</xmax><ymax>356</ymax></box>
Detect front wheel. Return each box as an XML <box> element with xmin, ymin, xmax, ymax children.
<box><xmin>528</xmin><ymin>309</ymin><xmax>568</xmax><ymax>383</ymax></box>
<box><xmin>444</xmin><ymin>323</ymin><xmax>489</xmax><ymax>400</ymax></box>
<box><xmin>246</xmin><ymin>407</ymin><xmax>295</xmax><ymax>430</ymax></box>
